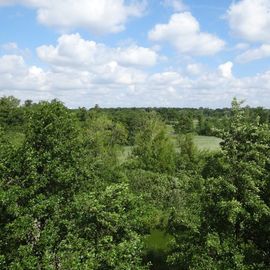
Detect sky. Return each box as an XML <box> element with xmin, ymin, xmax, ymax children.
<box><xmin>0</xmin><ymin>0</ymin><xmax>270</xmax><ymax>108</ymax></box>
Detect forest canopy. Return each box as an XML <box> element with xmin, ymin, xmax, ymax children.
<box><xmin>0</xmin><ymin>96</ymin><xmax>270</xmax><ymax>269</ymax></box>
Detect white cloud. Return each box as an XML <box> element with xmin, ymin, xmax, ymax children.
<box><xmin>234</xmin><ymin>43</ymin><xmax>250</xmax><ymax>51</ymax></box>
<box><xmin>0</xmin><ymin>54</ymin><xmax>47</xmax><ymax>94</ymax></box>
<box><xmin>163</xmin><ymin>0</ymin><xmax>188</xmax><ymax>12</ymax></box>
<box><xmin>116</xmin><ymin>46</ymin><xmax>158</xmax><ymax>67</ymax></box>
<box><xmin>1</xmin><ymin>42</ymin><xmax>18</xmax><ymax>51</ymax></box>
<box><xmin>148</xmin><ymin>12</ymin><xmax>225</xmax><ymax>55</ymax></box>
<box><xmin>0</xmin><ymin>0</ymin><xmax>145</xmax><ymax>34</ymax></box>
<box><xmin>228</xmin><ymin>1</ymin><xmax>270</xmax><ymax>63</ymax></box>
<box><xmin>1</xmin><ymin>42</ymin><xmax>31</xmax><ymax>58</ymax></box>
<box><xmin>0</xmin><ymin>1</ymin><xmax>46</xmax><ymax>5</ymax></box>
<box><xmin>0</xmin><ymin>55</ymin><xmax>26</xmax><ymax>75</ymax></box>
<box><xmin>227</xmin><ymin>0</ymin><xmax>270</xmax><ymax>43</ymax></box>
<box><xmin>2</xmin><ymin>48</ymin><xmax>270</xmax><ymax>108</ymax></box>
<box><xmin>37</xmin><ymin>34</ymin><xmax>107</xmax><ymax>68</ymax></box>
<box><xmin>35</xmin><ymin>34</ymin><xmax>149</xmax><ymax>95</ymax></box>
<box><xmin>186</xmin><ymin>63</ymin><xmax>203</xmax><ymax>76</ymax></box>
<box><xmin>218</xmin><ymin>61</ymin><xmax>233</xmax><ymax>78</ymax></box>
<box><xmin>37</xmin><ymin>33</ymin><xmax>158</xmax><ymax>68</ymax></box>
<box><xmin>236</xmin><ymin>44</ymin><xmax>270</xmax><ymax>63</ymax></box>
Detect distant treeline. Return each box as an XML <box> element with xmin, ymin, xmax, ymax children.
<box><xmin>1</xmin><ymin>95</ymin><xmax>270</xmax><ymax>139</ymax></box>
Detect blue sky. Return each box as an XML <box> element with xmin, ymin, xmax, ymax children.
<box><xmin>0</xmin><ymin>0</ymin><xmax>270</xmax><ymax>108</ymax></box>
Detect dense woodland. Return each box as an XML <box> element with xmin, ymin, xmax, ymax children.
<box><xmin>1</xmin><ymin>96</ymin><xmax>270</xmax><ymax>269</ymax></box>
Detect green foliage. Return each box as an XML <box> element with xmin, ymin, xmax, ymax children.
<box><xmin>174</xmin><ymin>113</ymin><xmax>194</xmax><ymax>134</ymax></box>
<box><xmin>0</xmin><ymin>96</ymin><xmax>23</xmax><ymax>127</ymax></box>
<box><xmin>84</xmin><ymin>112</ymin><xmax>128</xmax><ymax>159</ymax></box>
<box><xmin>0</xmin><ymin>101</ymin><xmax>83</xmax><ymax>268</ymax></box>
<box><xmin>0</xmin><ymin>101</ymin><xmax>147</xmax><ymax>269</ymax></box>
<box><xmin>82</xmin><ymin>112</ymin><xmax>128</xmax><ymax>184</ymax></box>
<box><xmin>58</xmin><ymin>184</ymin><xmax>147</xmax><ymax>270</ymax></box>
<box><xmin>131</xmin><ymin>112</ymin><xmax>176</xmax><ymax>174</ymax></box>
<box><xmin>176</xmin><ymin>134</ymin><xmax>198</xmax><ymax>170</ymax></box>
<box><xmin>1</xmin><ymin>96</ymin><xmax>270</xmax><ymax>269</ymax></box>
<box><xmin>76</xmin><ymin>107</ymin><xmax>88</xmax><ymax>122</ymax></box>
<box><xmin>127</xmin><ymin>169</ymin><xmax>177</xmax><ymax>210</ymax></box>
<box><xmin>168</xmin><ymin>99</ymin><xmax>270</xmax><ymax>269</ymax></box>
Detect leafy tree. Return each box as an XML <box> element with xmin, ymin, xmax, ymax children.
<box><xmin>197</xmin><ymin>116</ymin><xmax>213</xmax><ymax>135</ymax></box>
<box><xmin>131</xmin><ymin>112</ymin><xmax>176</xmax><ymax>174</ymax></box>
<box><xmin>174</xmin><ymin>114</ymin><xmax>194</xmax><ymax>134</ymax></box>
<box><xmin>85</xmin><ymin>113</ymin><xmax>127</xmax><ymax>156</ymax></box>
<box><xmin>76</xmin><ymin>107</ymin><xmax>88</xmax><ymax>122</ymax></box>
<box><xmin>24</xmin><ymin>100</ymin><xmax>33</xmax><ymax>107</ymax></box>
<box><xmin>0</xmin><ymin>101</ymin><xmax>147</xmax><ymax>269</ymax></box>
<box><xmin>127</xmin><ymin>169</ymin><xmax>177</xmax><ymax>210</ymax></box>
<box><xmin>176</xmin><ymin>134</ymin><xmax>200</xmax><ymax>172</ymax></box>
<box><xmin>82</xmin><ymin>113</ymin><xmax>128</xmax><ymax>183</ymax></box>
<box><xmin>168</xmin><ymin>99</ymin><xmax>270</xmax><ymax>269</ymax></box>
<box><xmin>0</xmin><ymin>96</ymin><xmax>23</xmax><ymax>127</ymax></box>
<box><xmin>0</xmin><ymin>101</ymin><xmax>83</xmax><ymax>268</ymax></box>
<box><xmin>67</xmin><ymin>183</ymin><xmax>147</xmax><ymax>270</ymax></box>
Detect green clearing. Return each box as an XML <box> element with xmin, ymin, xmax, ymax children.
<box><xmin>6</xmin><ymin>131</ymin><xmax>222</xmax><ymax>153</ymax></box>
<box><xmin>118</xmin><ymin>146</ymin><xmax>133</xmax><ymax>164</ymax></box>
<box><xmin>144</xmin><ymin>230</ymin><xmax>174</xmax><ymax>270</ymax></box>
<box><xmin>120</xmin><ymin>135</ymin><xmax>222</xmax><ymax>162</ymax></box>
<box><xmin>3</xmin><ymin>130</ymin><xmax>25</xmax><ymax>147</ymax></box>
<box><xmin>193</xmin><ymin>135</ymin><xmax>222</xmax><ymax>151</ymax></box>
<box><xmin>144</xmin><ymin>229</ymin><xmax>173</xmax><ymax>252</ymax></box>
<box><xmin>5</xmin><ymin>132</ymin><xmax>221</xmax><ymax>162</ymax></box>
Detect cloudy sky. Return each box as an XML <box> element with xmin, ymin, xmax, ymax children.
<box><xmin>0</xmin><ymin>0</ymin><xmax>270</xmax><ymax>108</ymax></box>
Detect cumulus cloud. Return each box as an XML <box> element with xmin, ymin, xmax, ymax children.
<box><xmin>35</xmin><ymin>34</ymin><xmax>150</xmax><ymax>96</ymax></box>
<box><xmin>186</xmin><ymin>63</ymin><xmax>203</xmax><ymax>76</ymax></box>
<box><xmin>163</xmin><ymin>0</ymin><xmax>188</xmax><ymax>12</ymax></box>
<box><xmin>234</xmin><ymin>43</ymin><xmax>250</xmax><ymax>51</ymax></box>
<box><xmin>148</xmin><ymin>12</ymin><xmax>225</xmax><ymax>55</ymax></box>
<box><xmin>0</xmin><ymin>0</ymin><xmax>145</xmax><ymax>34</ymax></box>
<box><xmin>218</xmin><ymin>61</ymin><xmax>233</xmax><ymax>78</ymax></box>
<box><xmin>37</xmin><ymin>33</ymin><xmax>158</xmax><ymax>68</ymax></box>
<box><xmin>227</xmin><ymin>0</ymin><xmax>270</xmax><ymax>43</ymax></box>
<box><xmin>0</xmin><ymin>52</ymin><xmax>147</xmax><ymax>106</ymax></box>
<box><xmin>117</xmin><ymin>46</ymin><xmax>158</xmax><ymax>67</ymax></box>
<box><xmin>0</xmin><ymin>55</ymin><xmax>26</xmax><ymax>75</ymax></box>
<box><xmin>0</xmin><ymin>54</ymin><xmax>47</xmax><ymax>96</ymax></box>
<box><xmin>236</xmin><ymin>44</ymin><xmax>270</xmax><ymax>63</ymax></box>
<box><xmin>2</xmin><ymin>46</ymin><xmax>270</xmax><ymax>108</ymax></box>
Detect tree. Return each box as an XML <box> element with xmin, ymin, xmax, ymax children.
<box><xmin>168</xmin><ymin>99</ymin><xmax>270</xmax><ymax>269</ymax></box>
<box><xmin>203</xmin><ymin>99</ymin><xmax>270</xmax><ymax>268</ymax></box>
<box><xmin>82</xmin><ymin>113</ymin><xmax>128</xmax><ymax>183</ymax></box>
<box><xmin>0</xmin><ymin>101</ymin><xmax>84</xmax><ymax>268</ymax></box>
<box><xmin>176</xmin><ymin>134</ymin><xmax>200</xmax><ymax>172</ymax></box>
<box><xmin>24</xmin><ymin>100</ymin><xmax>33</xmax><ymax>107</ymax></box>
<box><xmin>85</xmin><ymin>113</ymin><xmax>127</xmax><ymax>156</ymax></box>
<box><xmin>0</xmin><ymin>96</ymin><xmax>23</xmax><ymax>127</ymax></box>
<box><xmin>174</xmin><ymin>113</ymin><xmax>194</xmax><ymax>134</ymax></box>
<box><xmin>67</xmin><ymin>183</ymin><xmax>147</xmax><ymax>270</ymax></box>
<box><xmin>131</xmin><ymin>112</ymin><xmax>176</xmax><ymax>174</ymax></box>
<box><xmin>76</xmin><ymin>107</ymin><xmax>88</xmax><ymax>122</ymax></box>
<box><xmin>0</xmin><ymin>101</ymin><xmax>147</xmax><ymax>269</ymax></box>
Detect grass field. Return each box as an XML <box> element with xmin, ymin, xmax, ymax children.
<box><xmin>6</xmin><ymin>130</ymin><xmax>221</xmax><ymax>159</ymax></box>
<box><xmin>144</xmin><ymin>229</ymin><xmax>173</xmax><ymax>252</ymax></box>
<box><xmin>193</xmin><ymin>135</ymin><xmax>222</xmax><ymax>151</ymax></box>
<box><xmin>120</xmin><ymin>135</ymin><xmax>222</xmax><ymax>162</ymax></box>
